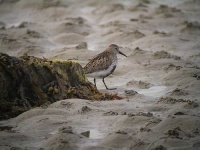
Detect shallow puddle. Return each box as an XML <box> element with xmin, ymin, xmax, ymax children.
<box><xmin>151</xmin><ymin>111</ymin><xmax>165</xmax><ymax>119</ymax></box>
<box><xmin>137</xmin><ymin>86</ymin><xmax>168</xmax><ymax>98</ymax></box>
<box><xmin>89</xmin><ymin>129</ymin><xmax>105</xmax><ymax>139</ymax></box>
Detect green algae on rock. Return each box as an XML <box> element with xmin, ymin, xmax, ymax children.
<box><xmin>0</xmin><ymin>53</ymin><xmax>121</xmax><ymax>120</ymax></box>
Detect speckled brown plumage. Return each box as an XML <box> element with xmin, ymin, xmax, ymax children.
<box><xmin>84</xmin><ymin>48</ymin><xmax>116</xmax><ymax>75</ymax></box>
<box><xmin>84</xmin><ymin>44</ymin><xmax>127</xmax><ymax>90</ymax></box>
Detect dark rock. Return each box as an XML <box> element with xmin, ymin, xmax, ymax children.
<box><xmin>125</xmin><ymin>90</ymin><xmax>138</xmax><ymax>96</ymax></box>
<box><xmin>75</xmin><ymin>42</ymin><xmax>87</xmax><ymax>49</ymax></box>
<box><xmin>174</xmin><ymin>112</ymin><xmax>185</xmax><ymax>115</ymax></box>
<box><xmin>79</xmin><ymin>106</ymin><xmax>91</xmax><ymax>113</ymax></box>
<box><xmin>0</xmin><ymin>52</ymin><xmax>121</xmax><ymax>120</ymax></box>
<box><xmin>59</xmin><ymin>126</ymin><xmax>73</xmax><ymax>133</ymax></box>
<box><xmin>81</xmin><ymin>131</ymin><xmax>90</xmax><ymax>138</ymax></box>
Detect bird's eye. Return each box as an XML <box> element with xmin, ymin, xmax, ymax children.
<box><xmin>115</xmin><ymin>48</ymin><xmax>118</xmax><ymax>50</ymax></box>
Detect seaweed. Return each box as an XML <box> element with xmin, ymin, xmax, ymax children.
<box><xmin>0</xmin><ymin>53</ymin><xmax>122</xmax><ymax>120</ymax></box>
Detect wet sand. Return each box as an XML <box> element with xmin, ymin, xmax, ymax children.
<box><xmin>0</xmin><ymin>0</ymin><xmax>200</xmax><ymax>149</ymax></box>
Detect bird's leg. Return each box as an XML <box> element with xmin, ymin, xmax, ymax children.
<box><xmin>102</xmin><ymin>78</ymin><xmax>116</xmax><ymax>90</ymax></box>
<box><xmin>94</xmin><ymin>78</ymin><xmax>97</xmax><ymax>89</ymax></box>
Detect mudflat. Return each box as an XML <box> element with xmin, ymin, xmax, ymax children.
<box><xmin>0</xmin><ymin>0</ymin><xmax>200</xmax><ymax>150</ymax></box>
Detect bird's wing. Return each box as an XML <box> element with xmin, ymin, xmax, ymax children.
<box><xmin>84</xmin><ymin>51</ymin><xmax>113</xmax><ymax>74</ymax></box>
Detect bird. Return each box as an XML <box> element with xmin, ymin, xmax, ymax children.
<box><xmin>84</xmin><ymin>44</ymin><xmax>127</xmax><ymax>90</ymax></box>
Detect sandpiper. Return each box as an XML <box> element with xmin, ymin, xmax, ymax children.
<box><xmin>84</xmin><ymin>44</ymin><xmax>127</xmax><ymax>90</ymax></box>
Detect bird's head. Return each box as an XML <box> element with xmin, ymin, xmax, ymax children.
<box><xmin>108</xmin><ymin>44</ymin><xmax>127</xmax><ymax>57</ymax></box>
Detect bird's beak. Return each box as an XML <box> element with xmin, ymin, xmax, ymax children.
<box><xmin>119</xmin><ymin>50</ymin><xmax>127</xmax><ymax>57</ymax></box>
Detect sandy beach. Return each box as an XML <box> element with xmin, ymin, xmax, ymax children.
<box><xmin>0</xmin><ymin>0</ymin><xmax>200</xmax><ymax>149</ymax></box>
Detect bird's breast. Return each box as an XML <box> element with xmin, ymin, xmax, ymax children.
<box><xmin>86</xmin><ymin>60</ymin><xmax>117</xmax><ymax>78</ymax></box>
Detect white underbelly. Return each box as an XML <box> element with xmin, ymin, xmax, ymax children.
<box><xmin>86</xmin><ymin>61</ymin><xmax>117</xmax><ymax>78</ymax></box>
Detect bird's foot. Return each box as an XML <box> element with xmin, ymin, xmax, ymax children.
<box><xmin>106</xmin><ymin>87</ymin><xmax>117</xmax><ymax>90</ymax></box>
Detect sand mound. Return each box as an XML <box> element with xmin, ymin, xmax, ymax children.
<box><xmin>53</xmin><ymin>33</ymin><xmax>85</xmax><ymax>45</ymax></box>
<box><xmin>0</xmin><ymin>0</ymin><xmax>200</xmax><ymax>149</ymax></box>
